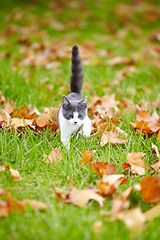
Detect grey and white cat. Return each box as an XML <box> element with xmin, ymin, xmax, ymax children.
<box><xmin>57</xmin><ymin>44</ymin><xmax>91</xmax><ymax>149</ymax></box>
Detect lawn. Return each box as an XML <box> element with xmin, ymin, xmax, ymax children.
<box><xmin>0</xmin><ymin>0</ymin><xmax>160</xmax><ymax>239</ymax></box>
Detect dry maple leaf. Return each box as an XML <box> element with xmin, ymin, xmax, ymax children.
<box><xmin>111</xmin><ymin>185</ymin><xmax>140</xmax><ymax>215</ymax></box>
<box><xmin>18</xmin><ymin>199</ymin><xmax>47</xmax><ymax>211</ymax></box>
<box><xmin>113</xmin><ymin>207</ymin><xmax>146</xmax><ymax>233</ymax></box>
<box><xmin>140</xmin><ymin>175</ymin><xmax>160</xmax><ymax>204</ymax></box>
<box><xmin>67</xmin><ymin>186</ymin><xmax>104</xmax><ymax>207</ymax></box>
<box><xmin>80</xmin><ymin>151</ymin><xmax>116</xmax><ymax>176</ymax></box>
<box><xmin>90</xmin><ymin>161</ymin><xmax>117</xmax><ymax>177</ymax></box>
<box><xmin>5</xmin><ymin>164</ymin><xmax>22</xmax><ymax>181</ymax></box>
<box><xmin>42</xmin><ymin>148</ymin><xmax>62</xmax><ymax>164</ymax></box>
<box><xmin>130</xmin><ymin>105</ymin><xmax>160</xmax><ymax>135</ymax></box>
<box><xmin>100</xmin><ymin>130</ymin><xmax>128</xmax><ymax>146</ymax></box>
<box><xmin>97</xmin><ymin>174</ymin><xmax>127</xmax><ymax>197</ymax></box>
<box><xmin>0</xmin><ymin>204</ymin><xmax>10</xmax><ymax>218</ymax></box>
<box><xmin>12</xmin><ymin>105</ymin><xmax>30</xmax><ymax>118</ymax></box>
<box><xmin>80</xmin><ymin>150</ymin><xmax>96</xmax><ymax>165</ymax></box>
<box><xmin>10</xmin><ymin>118</ymin><xmax>34</xmax><ymax>129</ymax></box>
<box><xmin>35</xmin><ymin>112</ymin><xmax>52</xmax><ymax>128</ymax></box>
<box><xmin>88</xmin><ymin>94</ymin><xmax>120</xmax><ymax>119</ymax></box>
<box><xmin>144</xmin><ymin>203</ymin><xmax>160</xmax><ymax>221</ymax></box>
<box><xmin>52</xmin><ymin>185</ymin><xmax>104</xmax><ymax>207</ymax></box>
<box><xmin>121</xmin><ymin>151</ymin><xmax>149</xmax><ymax>176</ymax></box>
<box><xmin>151</xmin><ymin>143</ymin><xmax>160</xmax><ymax>172</ymax></box>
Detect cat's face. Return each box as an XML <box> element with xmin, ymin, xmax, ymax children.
<box><xmin>62</xmin><ymin>96</ymin><xmax>87</xmax><ymax>126</ymax></box>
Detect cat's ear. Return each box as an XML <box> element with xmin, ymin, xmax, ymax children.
<box><xmin>79</xmin><ymin>96</ymin><xmax>87</xmax><ymax>109</ymax></box>
<box><xmin>62</xmin><ymin>96</ymin><xmax>70</xmax><ymax>108</ymax></box>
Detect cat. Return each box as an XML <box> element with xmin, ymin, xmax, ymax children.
<box><xmin>57</xmin><ymin>44</ymin><xmax>91</xmax><ymax>149</ymax></box>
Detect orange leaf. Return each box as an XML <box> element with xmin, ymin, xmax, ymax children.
<box><xmin>100</xmin><ymin>130</ymin><xmax>128</xmax><ymax>146</ymax></box>
<box><xmin>80</xmin><ymin>150</ymin><xmax>96</xmax><ymax>165</ymax></box>
<box><xmin>42</xmin><ymin>148</ymin><xmax>62</xmax><ymax>164</ymax></box>
<box><xmin>90</xmin><ymin>161</ymin><xmax>116</xmax><ymax>177</ymax></box>
<box><xmin>6</xmin><ymin>165</ymin><xmax>22</xmax><ymax>181</ymax></box>
<box><xmin>140</xmin><ymin>175</ymin><xmax>160</xmax><ymax>204</ymax></box>
<box><xmin>35</xmin><ymin>112</ymin><xmax>51</xmax><ymax>127</ymax></box>
<box><xmin>18</xmin><ymin>199</ymin><xmax>46</xmax><ymax>211</ymax></box>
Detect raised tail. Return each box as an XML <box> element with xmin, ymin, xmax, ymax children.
<box><xmin>70</xmin><ymin>44</ymin><xmax>83</xmax><ymax>95</ymax></box>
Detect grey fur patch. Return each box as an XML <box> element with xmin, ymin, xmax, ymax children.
<box><xmin>61</xmin><ymin>95</ymin><xmax>87</xmax><ymax>120</ymax></box>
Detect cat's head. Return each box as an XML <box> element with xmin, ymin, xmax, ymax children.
<box><xmin>61</xmin><ymin>96</ymin><xmax>87</xmax><ymax>126</ymax></box>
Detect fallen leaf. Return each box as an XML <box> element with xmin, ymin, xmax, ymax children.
<box><xmin>111</xmin><ymin>185</ymin><xmax>140</xmax><ymax>215</ymax></box>
<box><xmin>10</xmin><ymin>118</ymin><xmax>34</xmax><ymax>129</ymax></box>
<box><xmin>42</xmin><ymin>148</ymin><xmax>62</xmax><ymax>164</ymax></box>
<box><xmin>90</xmin><ymin>161</ymin><xmax>117</xmax><ymax>177</ymax></box>
<box><xmin>144</xmin><ymin>203</ymin><xmax>160</xmax><ymax>221</ymax></box>
<box><xmin>113</xmin><ymin>207</ymin><xmax>146</xmax><ymax>233</ymax></box>
<box><xmin>121</xmin><ymin>151</ymin><xmax>149</xmax><ymax>175</ymax></box>
<box><xmin>18</xmin><ymin>199</ymin><xmax>47</xmax><ymax>211</ymax></box>
<box><xmin>52</xmin><ymin>185</ymin><xmax>104</xmax><ymax>207</ymax></box>
<box><xmin>100</xmin><ymin>130</ymin><xmax>128</xmax><ymax>146</ymax></box>
<box><xmin>130</xmin><ymin>106</ymin><xmax>160</xmax><ymax>136</ymax></box>
<box><xmin>35</xmin><ymin>112</ymin><xmax>52</xmax><ymax>127</ymax></box>
<box><xmin>97</xmin><ymin>174</ymin><xmax>127</xmax><ymax>197</ymax></box>
<box><xmin>0</xmin><ymin>204</ymin><xmax>10</xmax><ymax>218</ymax></box>
<box><xmin>80</xmin><ymin>151</ymin><xmax>116</xmax><ymax>176</ymax></box>
<box><xmin>80</xmin><ymin>150</ymin><xmax>96</xmax><ymax>165</ymax></box>
<box><xmin>68</xmin><ymin>186</ymin><xmax>104</xmax><ymax>207</ymax></box>
<box><xmin>6</xmin><ymin>165</ymin><xmax>22</xmax><ymax>181</ymax></box>
<box><xmin>140</xmin><ymin>175</ymin><xmax>160</xmax><ymax>204</ymax></box>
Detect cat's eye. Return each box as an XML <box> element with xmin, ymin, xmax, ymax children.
<box><xmin>68</xmin><ymin>114</ymin><xmax>73</xmax><ymax>118</ymax></box>
<box><xmin>78</xmin><ymin>114</ymin><xmax>82</xmax><ymax>118</ymax></box>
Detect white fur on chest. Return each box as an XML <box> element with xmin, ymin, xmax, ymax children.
<box><xmin>59</xmin><ymin>108</ymin><xmax>91</xmax><ymax>148</ymax></box>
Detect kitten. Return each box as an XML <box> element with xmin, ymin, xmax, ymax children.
<box><xmin>57</xmin><ymin>44</ymin><xmax>91</xmax><ymax>149</ymax></box>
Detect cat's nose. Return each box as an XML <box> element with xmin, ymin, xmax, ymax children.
<box><xmin>74</xmin><ymin>121</ymin><xmax>77</xmax><ymax>124</ymax></box>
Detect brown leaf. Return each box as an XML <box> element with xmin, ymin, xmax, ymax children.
<box><xmin>10</xmin><ymin>118</ymin><xmax>34</xmax><ymax>129</ymax></box>
<box><xmin>140</xmin><ymin>175</ymin><xmax>160</xmax><ymax>204</ymax></box>
<box><xmin>12</xmin><ymin>106</ymin><xmax>30</xmax><ymax>118</ymax></box>
<box><xmin>80</xmin><ymin>150</ymin><xmax>96</xmax><ymax>165</ymax></box>
<box><xmin>6</xmin><ymin>192</ymin><xmax>24</xmax><ymax>213</ymax></box>
<box><xmin>68</xmin><ymin>186</ymin><xmax>104</xmax><ymax>207</ymax></box>
<box><xmin>130</xmin><ymin>106</ymin><xmax>160</xmax><ymax>135</ymax></box>
<box><xmin>100</xmin><ymin>130</ymin><xmax>128</xmax><ymax>146</ymax></box>
<box><xmin>144</xmin><ymin>203</ymin><xmax>160</xmax><ymax>221</ymax></box>
<box><xmin>52</xmin><ymin>185</ymin><xmax>104</xmax><ymax>207</ymax></box>
<box><xmin>42</xmin><ymin>148</ymin><xmax>62</xmax><ymax>164</ymax></box>
<box><xmin>35</xmin><ymin>112</ymin><xmax>51</xmax><ymax>127</ymax></box>
<box><xmin>6</xmin><ymin>165</ymin><xmax>22</xmax><ymax>181</ymax></box>
<box><xmin>113</xmin><ymin>207</ymin><xmax>146</xmax><ymax>233</ymax></box>
<box><xmin>127</xmin><ymin>151</ymin><xmax>147</xmax><ymax>168</ymax></box>
<box><xmin>122</xmin><ymin>151</ymin><xmax>149</xmax><ymax>176</ymax></box>
<box><xmin>90</xmin><ymin>161</ymin><xmax>117</xmax><ymax>177</ymax></box>
<box><xmin>18</xmin><ymin>199</ymin><xmax>46</xmax><ymax>211</ymax></box>
<box><xmin>111</xmin><ymin>186</ymin><xmax>136</xmax><ymax>214</ymax></box>
<box><xmin>0</xmin><ymin>205</ymin><xmax>10</xmax><ymax>218</ymax></box>
<box><xmin>97</xmin><ymin>174</ymin><xmax>127</xmax><ymax>197</ymax></box>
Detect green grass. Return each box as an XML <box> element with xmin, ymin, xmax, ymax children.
<box><xmin>0</xmin><ymin>0</ymin><xmax>160</xmax><ymax>239</ymax></box>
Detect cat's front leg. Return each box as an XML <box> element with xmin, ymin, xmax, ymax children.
<box><xmin>82</xmin><ymin>116</ymin><xmax>91</xmax><ymax>138</ymax></box>
<box><xmin>61</xmin><ymin>132</ymin><xmax>71</xmax><ymax>150</ymax></box>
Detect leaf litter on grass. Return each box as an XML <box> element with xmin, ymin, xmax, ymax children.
<box><xmin>0</xmin><ymin>0</ymin><xmax>160</xmax><ymax>234</ymax></box>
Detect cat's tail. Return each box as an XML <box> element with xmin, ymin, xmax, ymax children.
<box><xmin>70</xmin><ymin>44</ymin><xmax>83</xmax><ymax>95</ymax></box>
